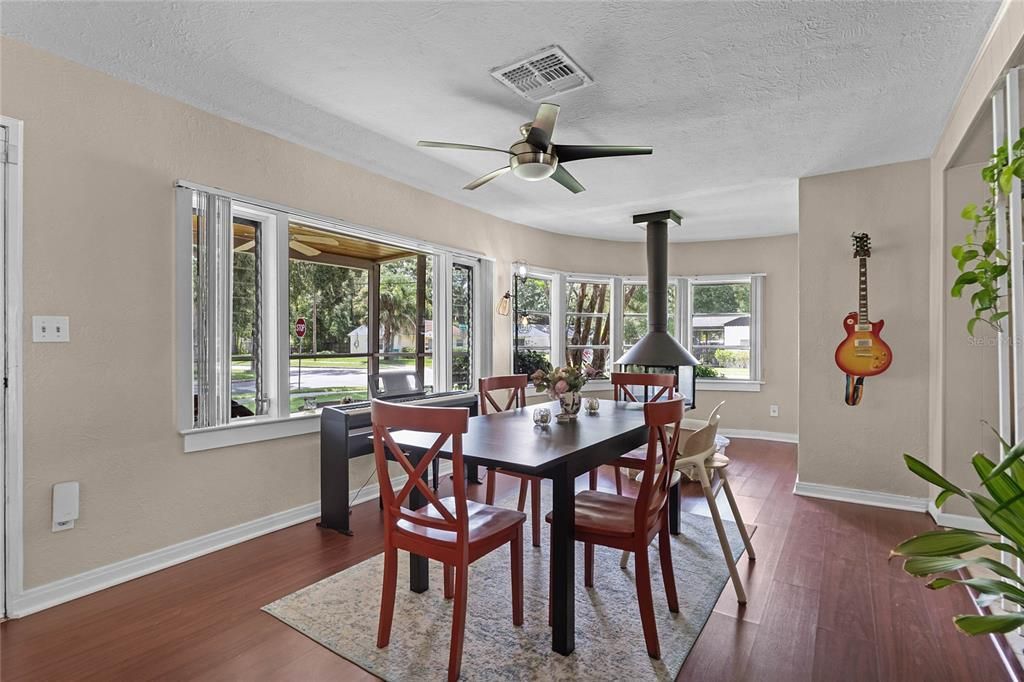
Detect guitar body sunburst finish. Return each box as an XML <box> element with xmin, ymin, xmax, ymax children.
<box><xmin>834</xmin><ymin>312</ymin><xmax>892</xmax><ymax>377</ymax></box>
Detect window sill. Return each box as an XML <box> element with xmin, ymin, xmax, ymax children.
<box><xmin>182</xmin><ymin>412</ymin><xmax>320</xmax><ymax>453</ymax></box>
<box><xmin>697</xmin><ymin>379</ymin><xmax>762</xmax><ymax>392</ymax></box>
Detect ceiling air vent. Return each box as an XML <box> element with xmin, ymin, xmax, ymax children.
<box><xmin>490</xmin><ymin>45</ymin><xmax>593</xmax><ymax>102</ymax></box>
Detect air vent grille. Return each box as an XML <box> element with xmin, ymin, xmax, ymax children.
<box><xmin>491</xmin><ymin>45</ymin><xmax>592</xmax><ymax>102</ymax></box>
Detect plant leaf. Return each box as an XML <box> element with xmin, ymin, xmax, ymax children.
<box><xmin>955</xmin><ymin>613</ymin><xmax>1024</xmax><ymax>635</ymax></box>
<box><xmin>927</xmin><ymin>576</ymin><xmax>1024</xmax><ymax>606</ymax></box>
<box><xmin>1001</xmin><ymin>164</ymin><xmax>1017</xmax><ymax>193</ymax></box>
<box><xmin>903</xmin><ymin>454</ymin><xmax>964</xmax><ymax>505</ymax></box>
<box><xmin>968</xmin><ymin>491</ymin><xmax>1024</xmax><ymax>549</ymax></box>
<box><xmin>967</xmin><ymin>317</ymin><xmax>981</xmax><ymax>336</ymax></box>
<box><xmin>961</xmin><ymin>204</ymin><xmax>977</xmax><ymax>220</ymax></box>
<box><xmin>902</xmin><ymin>555</ymin><xmax>1024</xmax><ymax>584</ymax></box>
<box><xmin>891</xmin><ymin>529</ymin><xmax>996</xmax><ymax>557</ymax></box>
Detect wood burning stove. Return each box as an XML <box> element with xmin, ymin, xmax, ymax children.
<box><xmin>616</xmin><ymin>210</ymin><xmax>698</xmax><ymax>408</ymax></box>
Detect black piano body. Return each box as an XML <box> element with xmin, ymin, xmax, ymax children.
<box><xmin>319</xmin><ymin>370</ymin><xmax>478</xmax><ymax>534</ymax></box>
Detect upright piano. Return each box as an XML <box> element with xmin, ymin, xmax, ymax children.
<box><xmin>318</xmin><ymin>370</ymin><xmax>478</xmax><ymax>534</ymax></box>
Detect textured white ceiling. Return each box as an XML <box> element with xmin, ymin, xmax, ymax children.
<box><xmin>1</xmin><ymin>1</ymin><xmax>1000</xmax><ymax>241</ymax></box>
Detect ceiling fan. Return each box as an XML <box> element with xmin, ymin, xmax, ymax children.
<box><xmin>234</xmin><ymin>233</ymin><xmax>339</xmax><ymax>257</ymax></box>
<box><xmin>417</xmin><ymin>102</ymin><xmax>652</xmax><ymax>193</ymax></box>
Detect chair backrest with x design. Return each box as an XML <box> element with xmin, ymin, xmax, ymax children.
<box><xmin>634</xmin><ymin>397</ymin><xmax>685</xmax><ymax>533</ymax></box>
<box><xmin>371</xmin><ymin>400</ymin><xmax>470</xmax><ymax>543</ymax></box>
<box><xmin>479</xmin><ymin>374</ymin><xmax>529</xmax><ymax>415</ymax></box>
<box><xmin>610</xmin><ymin>372</ymin><xmax>677</xmax><ymax>404</ymax></box>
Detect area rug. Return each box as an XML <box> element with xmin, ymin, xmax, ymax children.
<box><xmin>263</xmin><ymin>486</ymin><xmax>750</xmax><ymax>681</ymax></box>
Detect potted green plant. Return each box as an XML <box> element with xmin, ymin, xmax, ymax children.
<box><xmin>951</xmin><ymin>131</ymin><xmax>1024</xmax><ymax>334</ymax></box>
<box><xmin>891</xmin><ymin>437</ymin><xmax>1024</xmax><ymax>634</ymax></box>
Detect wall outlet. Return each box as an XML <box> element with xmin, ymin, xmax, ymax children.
<box><xmin>33</xmin><ymin>315</ymin><xmax>70</xmax><ymax>343</ymax></box>
<box><xmin>52</xmin><ymin>481</ymin><xmax>79</xmax><ymax>532</ymax></box>
<box><xmin>769</xmin><ymin>404</ymin><xmax>779</xmax><ymax>417</ymax></box>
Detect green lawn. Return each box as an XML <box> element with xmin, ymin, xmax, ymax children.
<box><xmin>704</xmin><ymin>367</ymin><xmax>750</xmax><ymax>380</ymax></box>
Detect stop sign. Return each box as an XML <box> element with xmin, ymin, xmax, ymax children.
<box><xmin>295</xmin><ymin>318</ymin><xmax>306</xmax><ymax>338</ymax></box>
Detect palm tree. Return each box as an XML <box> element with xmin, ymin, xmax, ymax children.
<box><xmin>378</xmin><ymin>276</ymin><xmax>418</xmax><ymax>352</ymax></box>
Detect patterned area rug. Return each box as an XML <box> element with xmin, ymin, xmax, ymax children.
<box><xmin>264</xmin><ymin>485</ymin><xmax>750</xmax><ymax>681</ymax></box>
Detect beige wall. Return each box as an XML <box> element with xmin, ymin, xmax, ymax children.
<box><xmin>669</xmin><ymin>236</ymin><xmax>798</xmax><ymax>434</ymax></box>
<box><xmin>1</xmin><ymin>38</ymin><xmax>797</xmax><ymax>588</ymax></box>
<box><xmin>942</xmin><ymin>163</ymin><xmax>1002</xmax><ymax>516</ymax></box>
<box><xmin>798</xmin><ymin>160</ymin><xmax>931</xmax><ymax>497</ymax></box>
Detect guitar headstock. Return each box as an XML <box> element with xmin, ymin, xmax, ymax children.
<box><xmin>851</xmin><ymin>232</ymin><xmax>871</xmax><ymax>258</ymax></box>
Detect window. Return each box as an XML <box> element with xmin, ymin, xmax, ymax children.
<box><xmin>687</xmin><ymin>276</ymin><xmax>762</xmax><ymax>383</ymax></box>
<box><xmin>179</xmin><ymin>183</ymin><xmax>490</xmax><ymax>445</ymax></box>
<box><xmin>565</xmin><ymin>278</ymin><xmax>612</xmax><ymax>377</ymax></box>
<box><xmin>513</xmin><ymin>274</ymin><xmax>553</xmax><ymax>375</ymax></box>
<box><xmin>623</xmin><ymin>281</ymin><xmax>677</xmax><ymax>350</ymax></box>
<box><xmin>451</xmin><ymin>262</ymin><xmax>473</xmax><ymax>390</ymax></box>
<box><xmin>377</xmin><ymin>254</ymin><xmax>433</xmax><ymax>390</ymax></box>
<box><xmin>287</xmin><ymin>221</ymin><xmax>370</xmax><ymax>413</ymax></box>
<box><xmin>230</xmin><ymin>216</ymin><xmax>263</xmax><ymax>419</ymax></box>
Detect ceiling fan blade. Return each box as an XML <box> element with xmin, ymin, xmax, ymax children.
<box><xmin>550</xmin><ymin>165</ymin><xmax>585</xmax><ymax>194</ymax></box>
<box><xmin>553</xmin><ymin>144</ymin><xmax>653</xmax><ymax>163</ymax></box>
<box><xmin>463</xmin><ymin>166</ymin><xmax>512</xmax><ymax>190</ymax></box>
<box><xmin>525</xmin><ymin>102</ymin><xmax>559</xmax><ymax>149</ymax></box>
<box><xmin>289</xmin><ymin>240</ymin><xmax>321</xmax><ymax>257</ymax></box>
<box><xmin>418</xmin><ymin>140</ymin><xmax>511</xmax><ymax>154</ymax></box>
<box><xmin>235</xmin><ymin>240</ymin><xmax>255</xmax><ymax>252</ymax></box>
<box><xmin>292</xmin><ymin>234</ymin><xmax>338</xmax><ymax>245</ymax></box>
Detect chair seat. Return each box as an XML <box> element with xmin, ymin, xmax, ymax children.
<box><xmin>397</xmin><ymin>497</ymin><xmax>525</xmax><ymax>545</ymax></box>
<box><xmin>544</xmin><ymin>490</ymin><xmax>636</xmax><ymax>537</ymax></box>
<box><xmin>706</xmin><ymin>453</ymin><xmax>730</xmax><ymax>469</ymax></box>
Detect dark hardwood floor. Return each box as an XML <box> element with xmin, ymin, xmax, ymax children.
<box><xmin>1</xmin><ymin>439</ymin><xmax>1015</xmax><ymax>681</ymax></box>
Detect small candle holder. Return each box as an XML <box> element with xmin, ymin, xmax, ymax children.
<box><xmin>585</xmin><ymin>397</ymin><xmax>600</xmax><ymax>415</ymax></box>
<box><xmin>533</xmin><ymin>407</ymin><xmax>552</xmax><ymax>426</ymax></box>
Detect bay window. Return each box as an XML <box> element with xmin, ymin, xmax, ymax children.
<box><xmin>507</xmin><ymin>267</ymin><xmax>763</xmax><ymax>391</ymax></box>
<box><xmin>565</xmin><ymin>277</ymin><xmax>612</xmax><ymax>377</ymax></box>
<box><xmin>178</xmin><ymin>182</ymin><xmax>491</xmax><ymax>451</ymax></box>
<box><xmin>686</xmin><ymin>275</ymin><xmax>764</xmax><ymax>386</ymax></box>
<box><xmin>512</xmin><ymin>274</ymin><xmax>553</xmax><ymax>375</ymax></box>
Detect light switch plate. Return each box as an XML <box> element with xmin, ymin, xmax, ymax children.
<box><xmin>32</xmin><ymin>315</ymin><xmax>70</xmax><ymax>342</ymax></box>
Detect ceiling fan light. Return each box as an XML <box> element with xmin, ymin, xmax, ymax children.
<box><xmin>512</xmin><ymin>162</ymin><xmax>556</xmax><ymax>181</ymax></box>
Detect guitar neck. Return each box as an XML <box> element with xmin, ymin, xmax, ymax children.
<box><xmin>858</xmin><ymin>257</ymin><xmax>869</xmax><ymax>323</ymax></box>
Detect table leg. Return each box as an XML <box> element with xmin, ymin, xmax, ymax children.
<box><xmin>550</xmin><ymin>463</ymin><xmax>576</xmax><ymax>655</ymax></box>
<box><xmin>407</xmin><ymin>451</ymin><xmax>430</xmax><ymax>594</ymax></box>
<box><xmin>465</xmin><ymin>462</ymin><xmax>482</xmax><ymax>484</ymax></box>
<box><xmin>669</xmin><ymin>479</ymin><xmax>680</xmax><ymax>536</ymax></box>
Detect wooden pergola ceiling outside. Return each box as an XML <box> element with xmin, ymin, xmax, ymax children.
<box><xmin>286</xmin><ymin>222</ymin><xmax>419</xmax><ymax>263</ymax></box>
<box><xmin>192</xmin><ymin>216</ymin><xmax>420</xmax><ymax>267</ymax></box>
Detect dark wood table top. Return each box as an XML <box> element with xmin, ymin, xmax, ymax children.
<box><xmin>389</xmin><ymin>399</ymin><xmax>648</xmax><ymax>476</ymax></box>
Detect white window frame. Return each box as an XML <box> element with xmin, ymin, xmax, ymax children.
<box><xmin>508</xmin><ymin>269</ymin><xmax>765</xmax><ymax>395</ymax></box>
<box><xmin>175</xmin><ymin>180</ymin><xmax>492</xmax><ymax>452</ymax></box>
<box><xmin>684</xmin><ymin>273</ymin><xmax>765</xmax><ymax>392</ymax></box>
<box><xmin>563</xmin><ymin>273</ymin><xmax>615</xmax><ymax>383</ymax></box>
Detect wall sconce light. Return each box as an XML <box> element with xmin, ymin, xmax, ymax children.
<box><xmin>498</xmin><ymin>260</ymin><xmax>528</xmax><ymax>316</ymax></box>
<box><xmin>497</xmin><ymin>290</ymin><xmax>512</xmax><ymax>317</ymax></box>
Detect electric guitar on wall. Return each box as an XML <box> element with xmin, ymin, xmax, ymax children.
<box><xmin>834</xmin><ymin>233</ymin><xmax>892</xmax><ymax>405</ymax></box>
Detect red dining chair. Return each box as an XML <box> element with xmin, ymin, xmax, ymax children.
<box><xmin>546</xmin><ymin>397</ymin><xmax>684</xmax><ymax>659</ymax></box>
<box><xmin>602</xmin><ymin>372</ymin><xmax>678</xmax><ymax>494</ymax></box>
<box><xmin>480</xmin><ymin>375</ymin><xmax>543</xmax><ymax>547</ymax></box>
<box><xmin>371</xmin><ymin>400</ymin><xmax>526</xmax><ymax>682</ymax></box>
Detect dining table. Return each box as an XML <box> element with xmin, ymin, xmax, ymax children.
<box><xmin>390</xmin><ymin>398</ymin><xmax>677</xmax><ymax>656</ymax></box>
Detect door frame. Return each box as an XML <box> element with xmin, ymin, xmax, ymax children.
<box><xmin>2</xmin><ymin>115</ymin><xmax>24</xmax><ymax>617</ymax></box>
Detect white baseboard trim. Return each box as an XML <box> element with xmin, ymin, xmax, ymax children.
<box><xmin>8</xmin><ymin>463</ymin><xmax>452</xmax><ymax>618</ymax></box>
<box><xmin>793</xmin><ymin>479</ymin><xmax>928</xmax><ymax>512</ymax></box>
<box><xmin>719</xmin><ymin>428</ymin><xmax>798</xmax><ymax>444</ymax></box>
<box><xmin>928</xmin><ymin>502</ymin><xmax>992</xmax><ymax>533</ymax></box>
